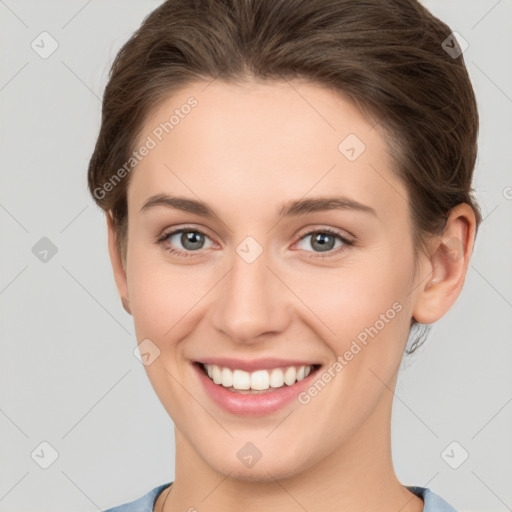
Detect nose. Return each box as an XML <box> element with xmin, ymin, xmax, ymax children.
<box><xmin>210</xmin><ymin>244</ymin><xmax>291</xmax><ymax>345</ymax></box>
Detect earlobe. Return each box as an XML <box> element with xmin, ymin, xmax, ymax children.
<box><xmin>106</xmin><ymin>212</ymin><xmax>131</xmax><ymax>315</ymax></box>
<box><xmin>121</xmin><ymin>297</ymin><xmax>132</xmax><ymax>315</ymax></box>
<box><xmin>412</xmin><ymin>203</ymin><xmax>476</xmax><ymax>324</ymax></box>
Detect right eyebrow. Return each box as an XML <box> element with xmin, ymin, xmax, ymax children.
<box><xmin>140</xmin><ymin>194</ymin><xmax>219</xmax><ymax>218</ymax></box>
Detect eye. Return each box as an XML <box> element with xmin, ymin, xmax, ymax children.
<box><xmin>157</xmin><ymin>226</ymin><xmax>215</xmax><ymax>257</ymax></box>
<box><xmin>294</xmin><ymin>228</ymin><xmax>354</xmax><ymax>258</ymax></box>
<box><xmin>156</xmin><ymin>226</ymin><xmax>354</xmax><ymax>259</ymax></box>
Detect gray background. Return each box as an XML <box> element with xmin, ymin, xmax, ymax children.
<box><xmin>0</xmin><ymin>1</ymin><xmax>511</xmax><ymax>511</ymax></box>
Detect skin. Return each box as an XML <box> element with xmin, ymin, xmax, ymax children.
<box><xmin>106</xmin><ymin>79</ymin><xmax>476</xmax><ymax>512</ymax></box>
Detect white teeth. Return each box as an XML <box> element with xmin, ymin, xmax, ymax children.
<box><xmin>284</xmin><ymin>367</ymin><xmax>296</xmax><ymax>385</ymax></box>
<box><xmin>250</xmin><ymin>369</ymin><xmax>269</xmax><ymax>390</ymax></box>
<box><xmin>221</xmin><ymin>367</ymin><xmax>233</xmax><ymax>387</ymax></box>
<box><xmin>269</xmin><ymin>368</ymin><xmax>284</xmax><ymax>388</ymax></box>
<box><xmin>202</xmin><ymin>363</ymin><xmax>315</xmax><ymax>391</ymax></box>
<box><xmin>212</xmin><ymin>365</ymin><xmax>222</xmax><ymax>385</ymax></box>
<box><xmin>232</xmin><ymin>369</ymin><xmax>251</xmax><ymax>390</ymax></box>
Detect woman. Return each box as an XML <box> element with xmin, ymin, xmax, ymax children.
<box><xmin>88</xmin><ymin>0</ymin><xmax>481</xmax><ymax>510</ymax></box>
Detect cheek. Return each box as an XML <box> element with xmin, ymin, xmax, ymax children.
<box><xmin>292</xmin><ymin>269</ymin><xmax>411</xmax><ymax>426</ymax></box>
<box><xmin>287</xmin><ymin>250</ymin><xmax>414</xmax><ymax>383</ymax></box>
<box><xmin>293</xmin><ymin>249</ymin><xmax>411</xmax><ymax>334</ymax></box>
<box><xmin>126</xmin><ymin>252</ymin><xmax>215</xmax><ymax>343</ymax></box>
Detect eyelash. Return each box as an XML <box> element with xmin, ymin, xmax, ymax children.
<box><xmin>156</xmin><ymin>226</ymin><xmax>354</xmax><ymax>259</ymax></box>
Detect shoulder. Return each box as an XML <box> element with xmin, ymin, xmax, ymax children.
<box><xmin>102</xmin><ymin>483</ymin><xmax>455</xmax><ymax>512</ymax></box>
<box><xmin>406</xmin><ymin>486</ymin><xmax>458</xmax><ymax>512</ymax></box>
<box><xmin>103</xmin><ymin>482</ymin><xmax>172</xmax><ymax>512</ymax></box>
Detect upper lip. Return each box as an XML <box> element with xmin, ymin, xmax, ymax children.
<box><xmin>195</xmin><ymin>357</ymin><xmax>320</xmax><ymax>372</ymax></box>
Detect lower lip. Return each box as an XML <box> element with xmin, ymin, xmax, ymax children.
<box><xmin>193</xmin><ymin>362</ymin><xmax>320</xmax><ymax>416</ymax></box>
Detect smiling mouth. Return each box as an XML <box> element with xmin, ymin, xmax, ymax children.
<box><xmin>195</xmin><ymin>362</ymin><xmax>321</xmax><ymax>394</ymax></box>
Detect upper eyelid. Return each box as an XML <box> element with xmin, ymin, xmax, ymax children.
<box><xmin>158</xmin><ymin>225</ymin><xmax>216</xmax><ymax>244</ymax></box>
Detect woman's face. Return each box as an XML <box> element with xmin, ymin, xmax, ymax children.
<box><xmin>114</xmin><ymin>79</ymin><xmax>429</xmax><ymax>480</ymax></box>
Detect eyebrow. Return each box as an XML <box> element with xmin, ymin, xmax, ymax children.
<box><xmin>140</xmin><ymin>194</ymin><xmax>377</xmax><ymax>218</ymax></box>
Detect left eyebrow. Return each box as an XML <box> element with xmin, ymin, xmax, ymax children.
<box><xmin>140</xmin><ymin>194</ymin><xmax>377</xmax><ymax>218</ymax></box>
<box><xmin>278</xmin><ymin>197</ymin><xmax>377</xmax><ymax>218</ymax></box>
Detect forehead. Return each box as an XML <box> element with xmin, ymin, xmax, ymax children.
<box><xmin>128</xmin><ymin>79</ymin><xmax>407</xmax><ymax>222</ymax></box>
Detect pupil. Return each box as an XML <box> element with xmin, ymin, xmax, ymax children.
<box><xmin>183</xmin><ymin>231</ymin><xmax>203</xmax><ymax>250</ymax></box>
<box><xmin>313</xmin><ymin>233</ymin><xmax>334</xmax><ymax>252</ymax></box>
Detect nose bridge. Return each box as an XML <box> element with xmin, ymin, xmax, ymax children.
<box><xmin>211</xmin><ymin>238</ymin><xmax>289</xmax><ymax>343</ymax></box>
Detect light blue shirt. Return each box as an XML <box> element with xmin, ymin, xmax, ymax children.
<box><xmin>103</xmin><ymin>482</ymin><xmax>458</xmax><ymax>511</ymax></box>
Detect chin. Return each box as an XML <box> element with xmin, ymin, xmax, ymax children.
<box><xmin>202</xmin><ymin>448</ymin><xmax>311</xmax><ymax>483</ymax></box>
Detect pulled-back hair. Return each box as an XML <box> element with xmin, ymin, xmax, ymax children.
<box><xmin>88</xmin><ymin>0</ymin><xmax>482</xmax><ymax>353</ymax></box>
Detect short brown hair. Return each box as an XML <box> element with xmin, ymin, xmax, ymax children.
<box><xmin>88</xmin><ymin>0</ymin><xmax>482</xmax><ymax>352</ymax></box>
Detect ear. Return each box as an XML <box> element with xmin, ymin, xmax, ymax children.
<box><xmin>106</xmin><ymin>212</ymin><xmax>131</xmax><ymax>315</ymax></box>
<box><xmin>412</xmin><ymin>203</ymin><xmax>476</xmax><ymax>324</ymax></box>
